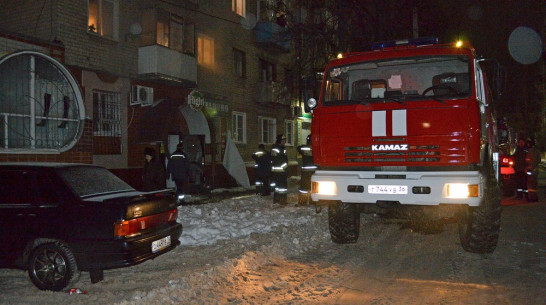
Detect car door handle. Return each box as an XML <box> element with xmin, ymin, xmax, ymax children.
<box><xmin>27</xmin><ymin>214</ymin><xmax>37</xmax><ymax>217</ymax></box>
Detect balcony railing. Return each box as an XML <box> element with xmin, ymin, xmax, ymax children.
<box><xmin>255</xmin><ymin>22</ymin><xmax>290</xmax><ymax>52</ymax></box>
<box><xmin>138</xmin><ymin>45</ymin><xmax>197</xmax><ymax>87</ymax></box>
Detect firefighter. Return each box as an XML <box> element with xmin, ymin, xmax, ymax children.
<box><xmin>271</xmin><ymin>134</ymin><xmax>288</xmax><ymax>205</ymax></box>
<box><xmin>167</xmin><ymin>142</ymin><xmax>191</xmax><ymax>204</ymax></box>
<box><xmin>297</xmin><ymin>134</ymin><xmax>316</xmax><ymax>206</ymax></box>
<box><xmin>252</xmin><ymin>144</ymin><xmax>272</xmax><ymax>196</ymax></box>
<box><xmin>513</xmin><ymin>138</ymin><xmax>528</xmax><ymax>200</ymax></box>
<box><xmin>525</xmin><ymin>138</ymin><xmax>540</xmax><ymax>202</ymax></box>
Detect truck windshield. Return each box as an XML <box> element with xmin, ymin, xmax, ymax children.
<box><xmin>323</xmin><ymin>55</ymin><xmax>471</xmax><ymax>105</ymax></box>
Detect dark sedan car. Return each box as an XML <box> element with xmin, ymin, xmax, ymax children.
<box><xmin>0</xmin><ymin>163</ymin><xmax>183</xmax><ymax>291</ymax></box>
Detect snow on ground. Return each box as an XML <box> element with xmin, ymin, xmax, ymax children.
<box><xmin>180</xmin><ymin>192</ymin><xmax>314</xmax><ymax>247</ymax></box>
<box><xmin>0</xmin><ymin>182</ymin><xmax>338</xmax><ymax>305</ymax></box>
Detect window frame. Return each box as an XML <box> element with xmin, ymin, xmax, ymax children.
<box><xmin>197</xmin><ymin>34</ymin><xmax>215</xmax><ymax>67</ymax></box>
<box><xmin>0</xmin><ymin>51</ymin><xmax>85</xmax><ymax>153</ymax></box>
<box><xmin>259</xmin><ymin>59</ymin><xmax>276</xmax><ymax>82</ymax></box>
<box><xmin>232</xmin><ymin>0</ymin><xmax>246</xmax><ymax>17</ymax></box>
<box><xmin>233</xmin><ymin>48</ymin><xmax>247</xmax><ymax>78</ymax></box>
<box><xmin>92</xmin><ymin>90</ymin><xmax>122</xmax><ymax>154</ymax></box>
<box><xmin>87</xmin><ymin>0</ymin><xmax>119</xmax><ymax>40</ymax></box>
<box><xmin>259</xmin><ymin>116</ymin><xmax>276</xmax><ymax>144</ymax></box>
<box><xmin>231</xmin><ymin>111</ymin><xmax>247</xmax><ymax>144</ymax></box>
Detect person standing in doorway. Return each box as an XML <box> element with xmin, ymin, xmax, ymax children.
<box><xmin>167</xmin><ymin>142</ymin><xmax>191</xmax><ymax>203</ymax></box>
<box><xmin>142</xmin><ymin>147</ymin><xmax>166</xmax><ymax>191</ymax></box>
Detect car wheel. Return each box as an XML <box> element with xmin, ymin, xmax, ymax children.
<box><xmin>28</xmin><ymin>242</ymin><xmax>79</xmax><ymax>291</ymax></box>
<box><xmin>328</xmin><ymin>201</ymin><xmax>360</xmax><ymax>244</ymax></box>
<box><xmin>458</xmin><ymin>154</ymin><xmax>502</xmax><ymax>253</ymax></box>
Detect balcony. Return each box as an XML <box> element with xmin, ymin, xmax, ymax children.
<box><xmin>138</xmin><ymin>45</ymin><xmax>197</xmax><ymax>87</ymax></box>
<box><xmin>255</xmin><ymin>22</ymin><xmax>290</xmax><ymax>53</ymax></box>
<box><xmin>254</xmin><ymin>81</ymin><xmax>291</xmax><ymax>106</ymax></box>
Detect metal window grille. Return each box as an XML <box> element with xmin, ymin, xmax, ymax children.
<box><xmin>93</xmin><ymin>90</ymin><xmax>121</xmax><ymax>154</ymax></box>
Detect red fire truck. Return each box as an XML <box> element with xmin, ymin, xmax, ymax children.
<box><xmin>306</xmin><ymin>38</ymin><xmax>502</xmax><ymax>253</ymax></box>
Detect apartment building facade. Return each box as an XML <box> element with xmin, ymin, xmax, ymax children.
<box><xmin>0</xmin><ymin>0</ymin><xmax>309</xmax><ymax>190</ymax></box>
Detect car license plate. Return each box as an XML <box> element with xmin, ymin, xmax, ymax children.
<box><xmin>368</xmin><ymin>185</ymin><xmax>408</xmax><ymax>195</ymax></box>
<box><xmin>151</xmin><ymin>236</ymin><xmax>171</xmax><ymax>253</ymax></box>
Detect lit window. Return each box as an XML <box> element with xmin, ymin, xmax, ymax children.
<box><xmin>284</xmin><ymin>120</ymin><xmax>293</xmax><ymax>146</ymax></box>
<box><xmin>233</xmin><ymin>49</ymin><xmax>246</xmax><ymax>78</ymax></box>
<box><xmin>232</xmin><ymin>112</ymin><xmax>246</xmax><ymax>144</ymax></box>
<box><xmin>197</xmin><ymin>35</ymin><xmax>214</xmax><ymax>67</ymax></box>
<box><xmin>232</xmin><ymin>0</ymin><xmax>246</xmax><ymax>17</ymax></box>
<box><xmin>0</xmin><ymin>51</ymin><xmax>84</xmax><ymax>152</ymax></box>
<box><xmin>259</xmin><ymin>116</ymin><xmax>276</xmax><ymax>144</ymax></box>
<box><xmin>88</xmin><ymin>0</ymin><xmax>119</xmax><ymax>40</ymax></box>
<box><xmin>93</xmin><ymin>90</ymin><xmax>121</xmax><ymax>154</ymax></box>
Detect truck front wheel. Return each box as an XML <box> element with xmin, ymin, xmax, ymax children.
<box><xmin>458</xmin><ymin>159</ymin><xmax>502</xmax><ymax>253</ymax></box>
<box><xmin>328</xmin><ymin>201</ymin><xmax>360</xmax><ymax>243</ymax></box>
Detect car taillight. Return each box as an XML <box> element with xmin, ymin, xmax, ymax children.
<box><xmin>114</xmin><ymin>208</ymin><xmax>178</xmax><ymax>238</ymax></box>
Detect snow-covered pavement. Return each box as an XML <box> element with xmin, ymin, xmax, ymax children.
<box><xmin>0</xmin><ymin>186</ymin><xmax>336</xmax><ymax>305</ymax></box>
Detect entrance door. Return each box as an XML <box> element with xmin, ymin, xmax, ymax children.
<box><xmin>183</xmin><ymin>135</ymin><xmax>205</xmax><ymax>193</ymax></box>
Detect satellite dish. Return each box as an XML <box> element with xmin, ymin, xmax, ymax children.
<box><xmin>241</xmin><ymin>13</ymin><xmax>257</xmax><ymax>30</ymax></box>
<box><xmin>508</xmin><ymin>26</ymin><xmax>543</xmax><ymax>65</ymax></box>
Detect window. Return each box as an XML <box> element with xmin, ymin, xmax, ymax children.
<box><xmin>197</xmin><ymin>35</ymin><xmax>214</xmax><ymax>67</ymax></box>
<box><xmin>232</xmin><ymin>111</ymin><xmax>246</xmax><ymax>143</ymax></box>
<box><xmin>284</xmin><ymin>120</ymin><xmax>294</xmax><ymax>146</ymax></box>
<box><xmin>93</xmin><ymin>90</ymin><xmax>121</xmax><ymax>154</ymax></box>
<box><xmin>151</xmin><ymin>11</ymin><xmax>195</xmax><ymax>54</ymax></box>
<box><xmin>233</xmin><ymin>49</ymin><xmax>246</xmax><ymax>78</ymax></box>
<box><xmin>0</xmin><ymin>51</ymin><xmax>84</xmax><ymax>152</ymax></box>
<box><xmin>88</xmin><ymin>0</ymin><xmax>119</xmax><ymax>40</ymax></box>
<box><xmin>259</xmin><ymin>116</ymin><xmax>276</xmax><ymax>144</ymax></box>
<box><xmin>259</xmin><ymin>59</ymin><xmax>276</xmax><ymax>82</ymax></box>
<box><xmin>232</xmin><ymin>0</ymin><xmax>246</xmax><ymax>17</ymax></box>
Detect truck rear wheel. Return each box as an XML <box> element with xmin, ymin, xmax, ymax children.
<box><xmin>328</xmin><ymin>201</ymin><xmax>360</xmax><ymax>243</ymax></box>
<box><xmin>458</xmin><ymin>158</ymin><xmax>502</xmax><ymax>253</ymax></box>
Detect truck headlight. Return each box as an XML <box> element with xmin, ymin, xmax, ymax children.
<box><xmin>312</xmin><ymin>181</ymin><xmax>337</xmax><ymax>195</ymax></box>
<box><xmin>446</xmin><ymin>183</ymin><xmax>479</xmax><ymax>198</ymax></box>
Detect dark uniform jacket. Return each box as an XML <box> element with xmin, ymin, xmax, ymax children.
<box><xmin>271</xmin><ymin>143</ymin><xmax>288</xmax><ymax>173</ymax></box>
<box><xmin>252</xmin><ymin>149</ymin><xmax>272</xmax><ymax>178</ymax></box>
<box><xmin>167</xmin><ymin>149</ymin><xmax>191</xmax><ymax>182</ymax></box>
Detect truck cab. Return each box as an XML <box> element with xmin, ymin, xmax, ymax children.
<box><xmin>307</xmin><ymin>38</ymin><xmax>502</xmax><ymax>253</ymax></box>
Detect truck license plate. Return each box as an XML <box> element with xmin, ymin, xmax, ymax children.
<box><xmin>368</xmin><ymin>185</ymin><xmax>408</xmax><ymax>195</ymax></box>
<box><xmin>151</xmin><ymin>236</ymin><xmax>171</xmax><ymax>253</ymax></box>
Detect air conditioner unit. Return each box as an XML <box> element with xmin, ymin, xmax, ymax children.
<box><xmin>131</xmin><ymin>85</ymin><xmax>154</xmax><ymax>107</ymax></box>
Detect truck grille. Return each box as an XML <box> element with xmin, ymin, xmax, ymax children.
<box><xmin>344</xmin><ymin>145</ymin><xmax>440</xmax><ymax>163</ymax></box>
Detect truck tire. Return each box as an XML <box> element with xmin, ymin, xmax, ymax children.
<box><xmin>328</xmin><ymin>201</ymin><xmax>360</xmax><ymax>243</ymax></box>
<box><xmin>458</xmin><ymin>157</ymin><xmax>502</xmax><ymax>253</ymax></box>
<box><xmin>28</xmin><ymin>242</ymin><xmax>79</xmax><ymax>291</ymax></box>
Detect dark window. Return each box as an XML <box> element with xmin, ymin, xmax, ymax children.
<box><xmin>259</xmin><ymin>59</ymin><xmax>276</xmax><ymax>82</ymax></box>
<box><xmin>233</xmin><ymin>49</ymin><xmax>246</xmax><ymax>78</ymax></box>
<box><xmin>93</xmin><ymin>90</ymin><xmax>121</xmax><ymax>154</ymax></box>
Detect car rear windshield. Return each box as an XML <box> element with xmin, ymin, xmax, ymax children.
<box><xmin>57</xmin><ymin>166</ymin><xmax>135</xmax><ymax>197</ymax></box>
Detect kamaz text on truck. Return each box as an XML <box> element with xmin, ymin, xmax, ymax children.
<box><xmin>306</xmin><ymin>37</ymin><xmax>503</xmax><ymax>253</ymax></box>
